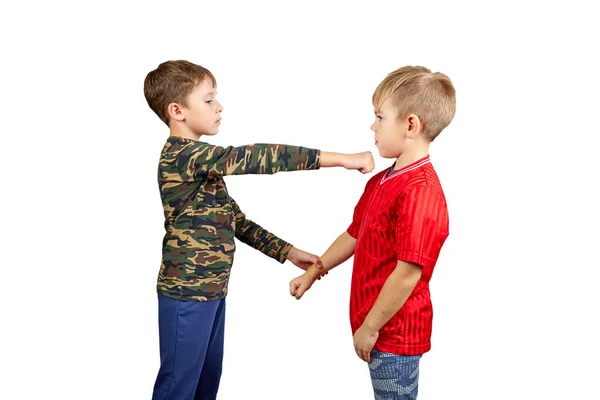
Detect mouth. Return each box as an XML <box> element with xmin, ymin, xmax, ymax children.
<box><xmin>216</xmin><ymin>119</ymin><xmax>221</xmax><ymax>125</ymax></box>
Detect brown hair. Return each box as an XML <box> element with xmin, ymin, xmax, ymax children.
<box><xmin>144</xmin><ymin>60</ymin><xmax>217</xmax><ymax>126</ymax></box>
<box><xmin>373</xmin><ymin>66</ymin><xmax>456</xmax><ymax>141</ymax></box>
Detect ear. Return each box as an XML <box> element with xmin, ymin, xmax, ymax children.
<box><xmin>406</xmin><ymin>114</ymin><xmax>422</xmax><ymax>139</ymax></box>
<box><xmin>167</xmin><ymin>102</ymin><xmax>185</xmax><ymax>122</ymax></box>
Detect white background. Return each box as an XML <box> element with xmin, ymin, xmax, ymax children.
<box><xmin>1</xmin><ymin>0</ymin><xmax>599</xmax><ymax>399</ymax></box>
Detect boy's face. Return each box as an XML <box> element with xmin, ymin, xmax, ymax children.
<box><xmin>371</xmin><ymin>99</ymin><xmax>408</xmax><ymax>158</ymax></box>
<box><xmin>180</xmin><ymin>78</ymin><xmax>223</xmax><ymax>136</ymax></box>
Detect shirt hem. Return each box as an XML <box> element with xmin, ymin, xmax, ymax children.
<box><xmin>157</xmin><ymin>288</ymin><xmax>227</xmax><ymax>302</ymax></box>
<box><xmin>374</xmin><ymin>341</ymin><xmax>431</xmax><ymax>356</ymax></box>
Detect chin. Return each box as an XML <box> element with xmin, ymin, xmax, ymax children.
<box><xmin>380</xmin><ymin>149</ymin><xmax>401</xmax><ymax>159</ymax></box>
<box><xmin>378</xmin><ymin>150</ymin><xmax>392</xmax><ymax>158</ymax></box>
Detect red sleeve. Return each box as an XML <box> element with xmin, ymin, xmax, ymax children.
<box><xmin>396</xmin><ymin>186</ymin><xmax>449</xmax><ymax>268</ymax></box>
<box><xmin>347</xmin><ymin>178</ymin><xmax>376</xmax><ymax>238</ymax></box>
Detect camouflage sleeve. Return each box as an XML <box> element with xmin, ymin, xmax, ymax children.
<box><xmin>185</xmin><ymin>142</ymin><xmax>321</xmax><ymax>179</ymax></box>
<box><xmin>231</xmin><ymin>198</ymin><xmax>292</xmax><ymax>263</ymax></box>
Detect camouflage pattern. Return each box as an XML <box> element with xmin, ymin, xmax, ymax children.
<box><xmin>157</xmin><ymin>136</ymin><xmax>321</xmax><ymax>301</ymax></box>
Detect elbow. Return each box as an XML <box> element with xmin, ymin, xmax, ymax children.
<box><xmin>395</xmin><ymin>261</ymin><xmax>422</xmax><ymax>287</ymax></box>
<box><xmin>402</xmin><ymin>273</ymin><xmax>421</xmax><ymax>291</ymax></box>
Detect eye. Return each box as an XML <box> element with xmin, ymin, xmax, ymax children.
<box><xmin>376</xmin><ymin>115</ymin><xmax>383</xmax><ymax>120</ymax></box>
<box><xmin>206</xmin><ymin>100</ymin><xmax>213</xmax><ymax>103</ymax></box>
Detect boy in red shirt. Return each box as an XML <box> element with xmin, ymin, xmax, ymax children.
<box><xmin>289</xmin><ymin>66</ymin><xmax>456</xmax><ymax>399</ymax></box>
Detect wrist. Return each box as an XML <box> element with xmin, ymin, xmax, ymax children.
<box><xmin>305</xmin><ymin>266</ymin><xmax>321</xmax><ymax>281</ymax></box>
<box><xmin>321</xmin><ymin>151</ymin><xmax>344</xmax><ymax>168</ymax></box>
<box><xmin>362</xmin><ymin>318</ymin><xmax>380</xmax><ymax>333</ymax></box>
<box><xmin>339</xmin><ymin>153</ymin><xmax>352</xmax><ymax>169</ymax></box>
<box><xmin>285</xmin><ymin>245</ymin><xmax>296</xmax><ymax>261</ymax></box>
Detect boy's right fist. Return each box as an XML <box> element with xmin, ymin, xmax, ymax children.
<box><xmin>345</xmin><ymin>152</ymin><xmax>375</xmax><ymax>174</ymax></box>
<box><xmin>290</xmin><ymin>272</ymin><xmax>317</xmax><ymax>300</ymax></box>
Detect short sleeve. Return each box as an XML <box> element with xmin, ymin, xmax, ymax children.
<box><xmin>347</xmin><ymin>179</ymin><xmax>376</xmax><ymax>238</ymax></box>
<box><xmin>396</xmin><ymin>186</ymin><xmax>449</xmax><ymax>268</ymax></box>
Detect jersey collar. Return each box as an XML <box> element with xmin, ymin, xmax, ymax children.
<box><xmin>380</xmin><ymin>155</ymin><xmax>431</xmax><ymax>185</ymax></box>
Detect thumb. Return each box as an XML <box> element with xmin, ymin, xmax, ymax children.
<box><xmin>312</xmin><ymin>255</ymin><xmax>323</xmax><ymax>269</ymax></box>
<box><xmin>290</xmin><ymin>281</ymin><xmax>298</xmax><ymax>296</ymax></box>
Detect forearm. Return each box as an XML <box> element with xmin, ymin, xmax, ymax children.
<box><xmin>235</xmin><ymin>218</ymin><xmax>291</xmax><ymax>263</ymax></box>
<box><xmin>188</xmin><ymin>143</ymin><xmax>320</xmax><ymax>178</ymax></box>
<box><xmin>363</xmin><ymin>262</ymin><xmax>422</xmax><ymax>331</ymax></box>
<box><xmin>305</xmin><ymin>232</ymin><xmax>356</xmax><ymax>279</ymax></box>
<box><xmin>225</xmin><ymin>144</ymin><xmax>320</xmax><ymax>176</ymax></box>
<box><xmin>231</xmin><ymin>197</ymin><xmax>291</xmax><ymax>262</ymax></box>
<box><xmin>320</xmin><ymin>152</ymin><xmax>347</xmax><ymax>168</ymax></box>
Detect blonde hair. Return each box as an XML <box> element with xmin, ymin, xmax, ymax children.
<box><xmin>373</xmin><ymin>66</ymin><xmax>456</xmax><ymax>141</ymax></box>
<box><xmin>144</xmin><ymin>60</ymin><xmax>217</xmax><ymax>126</ymax></box>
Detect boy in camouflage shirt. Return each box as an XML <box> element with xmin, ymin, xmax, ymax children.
<box><xmin>144</xmin><ymin>60</ymin><xmax>375</xmax><ymax>400</ymax></box>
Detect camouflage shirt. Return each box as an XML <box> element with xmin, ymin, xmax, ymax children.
<box><xmin>157</xmin><ymin>136</ymin><xmax>321</xmax><ymax>301</ymax></box>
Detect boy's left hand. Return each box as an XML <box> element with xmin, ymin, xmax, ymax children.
<box><xmin>286</xmin><ymin>246</ymin><xmax>323</xmax><ymax>270</ymax></box>
<box><xmin>353</xmin><ymin>324</ymin><xmax>379</xmax><ymax>363</ymax></box>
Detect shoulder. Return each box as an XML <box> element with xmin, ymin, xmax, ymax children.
<box><xmin>397</xmin><ymin>181</ymin><xmax>447</xmax><ymax>215</ymax></box>
<box><xmin>163</xmin><ymin>137</ymin><xmax>224</xmax><ymax>159</ymax></box>
<box><xmin>402</xmin><ymin>164</ymin><xmax>445</xmax><ymax>195</ymax></box>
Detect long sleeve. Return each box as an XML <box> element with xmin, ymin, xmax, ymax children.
<box><xmin>160</xmin><ymin>137</ymin><xmax>321</xmax><ymax>182</ymax></box>
<box><xmin>231</xmin><ymin>197</ymin><xmax>292</xmax><ymax>263</ymax></box>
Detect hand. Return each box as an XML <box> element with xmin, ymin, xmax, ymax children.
<box><xmin>353</xmin><ymin>324</ymin><xmax>379</xmax><ymax>363</ymax></box>
<box><xmin>345</xmin><ymin>152</ymin><xmax>375</xmax><ymax>174</ymax></box>
<box><xmin>286</xmin><ymin>247</ymin><xmax>323</xmax><ymax>271</ymax></box>
<box><xmin>289</xmin><ymin>272</ymin><xmax>317</xmax><ymax>299</ymax></box>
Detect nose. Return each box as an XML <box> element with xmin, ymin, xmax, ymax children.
<box><xmin>370</xmin><ymin>122</ymin><xmax>376</xmax><ymax>132</ymax></box>
<box><xmin>216</xmin><ymin>100</ymin><xmax>223</xmax><ymax>113</ymax></box>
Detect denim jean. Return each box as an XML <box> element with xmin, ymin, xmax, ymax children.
<box><xmin>368</xmin><ymin>351</ymin><xmax>422</xmax><ymax>400</ymax></box>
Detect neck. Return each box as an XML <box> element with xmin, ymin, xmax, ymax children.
<box><xmin>394</xmin><ymin>142</ymin><xmax>430</xmax><ymax>170</ymax></box>
<box><xmin>169</xmin><ymin>124</ymin><xmax>201</xmax><ymax>141</ymax></box>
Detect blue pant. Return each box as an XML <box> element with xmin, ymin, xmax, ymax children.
<box><xmin>368</xmin><ymin>351</ymin><xmax>422</xmax><ymax>400</ymax></box>
<box><xmin>152</xmin><ymin>294</ymin><xmax>226</xmax><ymax>400</ymax></box>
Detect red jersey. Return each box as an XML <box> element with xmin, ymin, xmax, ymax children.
<box><xmin>347</xmin><ymin>155</ymin><xmax>449</xmax><ymax>355</ymax></box>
